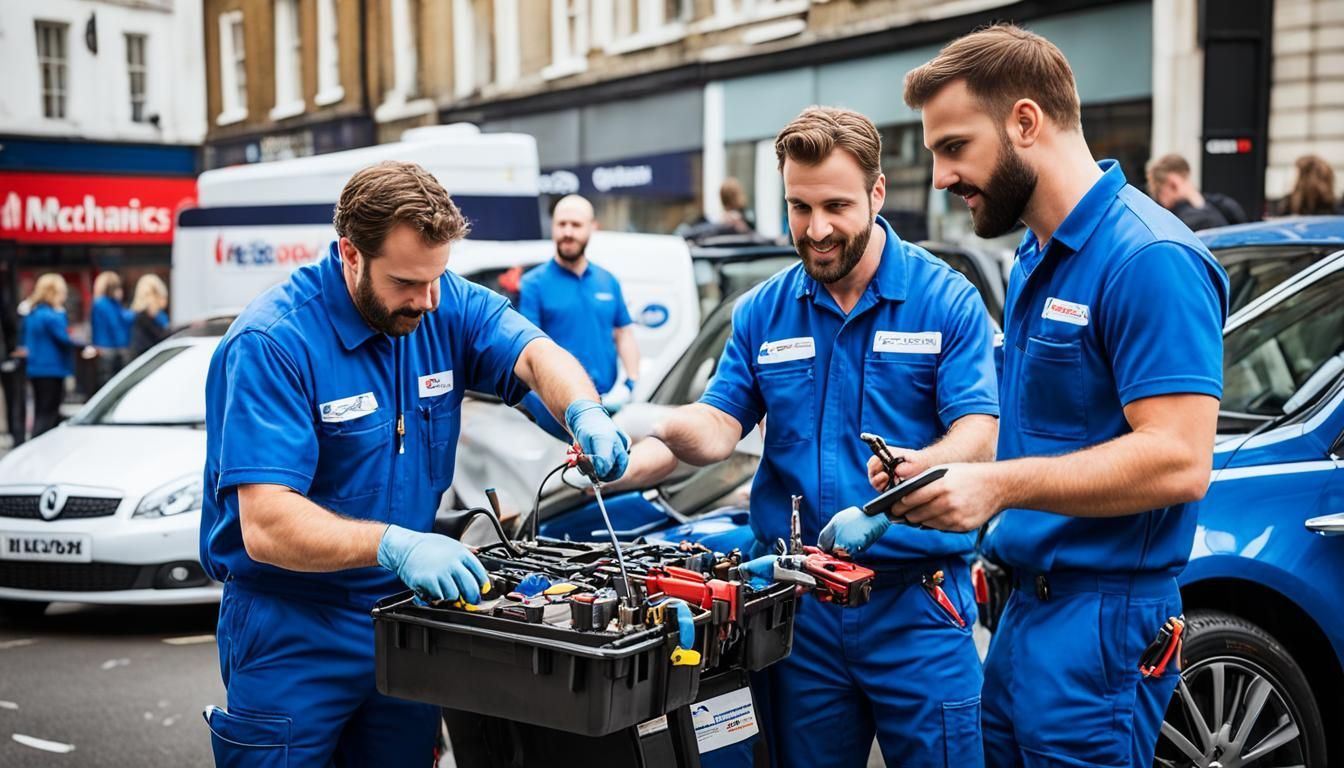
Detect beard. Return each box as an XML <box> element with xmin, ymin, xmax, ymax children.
<box><xmin>555</xmin><ymin>236</ymin><xmax>588</xmax><ymax>263</ymax></box>
<box><xmin>796</xmin><ymin>208</ymin><xmax>872</xmax><ymax>285</ymax></box>
<box><xmin>951</xmin><ymin>135</ymin><xmax>1037</xmax><ymax>239</ymax></box>
<box><xmin>354</xmin><ymin>264</ymin><xmax>427</xmax><ymax>337</ymax></box>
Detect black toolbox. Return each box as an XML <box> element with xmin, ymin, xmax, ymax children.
<box><xmin>372</xmin><ymin>538</ymin><xmax>798</xmax><ymax>738</ymax></box>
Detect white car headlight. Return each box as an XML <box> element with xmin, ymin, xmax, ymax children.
<box><xmin>134</xmin><ymin>475</ymin><xmax>204</xmax><ymax>518</ymax></box>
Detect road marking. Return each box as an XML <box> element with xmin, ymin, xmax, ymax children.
<box><xmin>0</xmin><ymin>701</ymin><xmax>17</xmax><ymax>710</ymax></box>
<box><xmin>99</xmin><ymin>658</ymin><xmax>130</xmax><ymax>671</ymax></box>
<box><xmin>161</xmin><ymin>634</ymin><xmax>215</xmax><ymax>646</ymax></box>
<box><xmin>0</xmin><ymin>639</ymin><xmax>35</xmax><ymax>650</ymax></box>
<box><xmin>13</xmin><ymin>734</ymin><xmax>76</xmax><ymax>753</ymax></box>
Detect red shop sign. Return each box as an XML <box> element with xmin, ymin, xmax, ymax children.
<box><xmin>0</xmin><ymin>172</ymin><xmax>197</xmax><ymax>245</ymax></box>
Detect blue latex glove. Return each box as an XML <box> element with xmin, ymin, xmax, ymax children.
<box><xmin>737</xmin><ymin>555</ymin><xmax>779</xmax><ymax>591</ymax></box>
<box><xmin>565</xmin><ymin>399</ymin><xmax>630</xmax><ymax>481</ymax></box>
<box><xmin>377</xmin><ymin>525</ymin><xmax>490</xmax><ymax>604</ymax></box>
<box><xmin>817</xmin><ymin>506</ymin><xmax>890</xmax><ymax>555</ymax></box>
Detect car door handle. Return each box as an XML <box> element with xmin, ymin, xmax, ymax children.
<box><xmin>1306</xmin><ymin>512</ymin><xmax>1344</xmax><ymax>535</ymax></box>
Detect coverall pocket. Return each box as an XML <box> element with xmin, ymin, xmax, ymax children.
<box><xmin>204</xmin><ymin>706</ymin><xmax>290</xmax><ymax>768</ymax></box>
<box><xmin>941</xmin><ymin>696</ymin><xmax>984</xmax><ymax>767</ymax></box>
<box><xmin>310</xmin><ymin>416</ymin><xmax>394</xmax><ymax>502</ymax></box>
<box><xmin>1018</xmin><ymin>337</ymin><xmax>1087</xmax><ymax>440</ymax></box>
<box><xmin>757</xmin><ymin>363</ymin><xmax>814</xmax><ymax>446</ymax></box>
<box><xmin>424</xmin><ymin>398</ymin><xmax>462</xmax><ymax>486</ymax></box>
<box><xmin>861</xmin><ymin>355</ymin><xmax>938</xmax><ymax>447</ymax></box>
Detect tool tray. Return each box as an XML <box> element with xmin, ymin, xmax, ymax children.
<box><xmin>372</xmin><ymin>538</ymin><xmax>797</xmax><ymax>737</ymax></box>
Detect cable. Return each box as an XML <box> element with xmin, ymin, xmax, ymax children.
<box><xmin>519</xmin><ymin>462</ymin><xmax>569</xmax><ymax>542</ymax></box>
<box><xmin>456</xmin><ymin>507</ymin><xmax>522</xmax><ymax>558</ymax></box>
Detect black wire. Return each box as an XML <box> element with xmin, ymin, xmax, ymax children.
<box><xmin>458</xmin><ymin>507</ymin><xmax>522</xmax><ymax>558</ymax></box>
<box><xmin>521</xmin><ymin>462</ymin><xmax>569</xmax><ymax>542</ymax></box>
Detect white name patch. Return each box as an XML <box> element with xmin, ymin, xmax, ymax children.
<box><xmin>418</xmin><ymin>370</ymin><xmax>454</xmax><ymax>398</ymax></box>
<box><xmin>319</xmin><ymin>392</ymin><xmax>379</xmax><ymax>423</ymax></box>
<box><xmin>757</xmin><ymin>337</ymin><xmax>816</xmax><ymax>364</ymax></box>
<box><xmin>873</xmin><ymin>331</ymin><xmax>942</xmax><ymax>354</ymax></box>
<box><xmin>593</xmin><ymin>292</ymin><xmax>615</xmax><ymax>301</ymax></box>
<box><xmin>1042</xmin><ymin>297</ymin><xmax>1090</xmax><ymax>326</ymax></box>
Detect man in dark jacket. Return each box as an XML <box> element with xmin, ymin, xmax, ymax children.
<box><xmin>1147</xmin><ymin>153</ymin><xmax>1248</xmax><ymax>231</ymax></box>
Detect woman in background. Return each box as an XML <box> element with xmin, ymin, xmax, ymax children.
<box><xmin>129</xmin><ymin>275</ymin><xmax>171</xmax><ymax>359</ymax></box>
<box><xmin>1278</xmin><ymin>154</ymin><xmax>1341</xmax><ymax>216</ymax></box>
<box><xmin>90</xmin><ymin>271</ymin><xmax>134</xmax><ymax>389</ymax></box>
<box><xmin>23</xmin><ymin>273</ymin><xmax>75</xmax><ymax>437</ymax></box>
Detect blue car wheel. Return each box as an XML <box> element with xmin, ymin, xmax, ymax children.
<box><xmin>1156</xmin><ymin>610</ymin><xmax>1326</xmax><ymax>768</ymax></box>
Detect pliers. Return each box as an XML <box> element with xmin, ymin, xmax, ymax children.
<box><xmin>860</xmin><ymin>432</ymin><xmax>904</xmax><ymax>490</ymax></box>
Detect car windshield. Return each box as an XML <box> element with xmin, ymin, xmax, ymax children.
<box><xmin>73</xmin><ymin>343</ymin><xmax>215</xmax><ymax>426</ymax></box>
<box><xmin>1222</xmin><ymin>267</ymin><xmax>1344</xmax><ymax>421</ymax></box>
<box><xmin>1213</xmin><ymin>244</ymin><xmax>1342</xmax><ymax>315</ymax></box>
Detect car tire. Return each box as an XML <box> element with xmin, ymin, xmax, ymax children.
<box><xmin>1155</xmin><ymin>609</ymin><xmax>1327</xmax><ymax>768</ymax></box>
<box><xmin>0</xmin><ymin>599</ymin><xmax>50</xmax><ymax>622</ymax></box>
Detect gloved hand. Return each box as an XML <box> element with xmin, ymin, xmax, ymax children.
<box><xmin>377</xmin><ymin>525</ymin><xmax>490</xmax><ymax>604</ymax></box>
<box><xmin>817</xmin><ymin>506</ymin><xmax>890</xmax><ymax>556</ymax></box>
<box><xmin>600</xmin><ymin>378</ymin><xmax>637</xmax><ymax>414</ymax></box>
<box><xmin>565</xmin><ymin>399</ymin><xmax>630</xmax><ymax>481</ymax></box>
<box><xmin>737</xmin><ymin>555</ymin><xmax>779</xmax><ymax>591</ymax></box>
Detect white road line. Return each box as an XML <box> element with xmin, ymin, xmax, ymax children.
<box><xmin>0</xmin><ymin>639</ymin><xmax>35</xmax><ymax>650</ymax></box>
<box><xmin>161</xmin><ymin>634</ymin><xmax>215</xmax><ymax>646</ymax></box>
<box><xmin>99</xmin><ymin>658</ymin><xmax>130</xmax><ymax>671</ymax></box>
<box><xmin>0</xmin><ymin>701</ymin><xmax>17</xmax><ymax>710</ymax></box>
<box><xmin>12</xmin><ymin>734</ymin><xmax>76</xmax><ymax>753</ymax></box>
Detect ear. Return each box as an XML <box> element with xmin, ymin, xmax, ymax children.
<box><xmin>1007</xmin><ymin>98</ymin><xmax>1044</xmax><ymax>148</ymax></box>
<box><xmin>870</xmin><ymin>173</ymin><xmax>886</xmax><ymax>215</ymax></box>
<box><xmin>337</xmin><ymin>237</ymin><xmax>363</xmax><ymax>274</ymax></box>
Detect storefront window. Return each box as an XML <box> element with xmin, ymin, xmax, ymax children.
<box><xmin>1080</xmin><ymin>100</ymin><xmax>1152</xmax><ymax>189</ymax></box>
<box><xmin>880</xmin><ymin>122</ymin><xmax>933</xmax><ymax>241</ymax></box>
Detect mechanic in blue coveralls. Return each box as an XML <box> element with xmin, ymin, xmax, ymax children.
<box><xmin>825</xmin><ymin>25</ymin><xmax>1228</xmax><ymax>767</ymax></box>
<box><xmin>517</xmin><ymin>194</ymin><xmax>641</xmax><ymax>436</ymax></box>
<box><xmin>614</xmin><ymin>107</ymin><xmax>1000</xmax><ymax>768</ymax></box>
<box><xmin>199</xmin><ymin>161</ymin><xmax>630</xmax><ymax>766</ymax></box>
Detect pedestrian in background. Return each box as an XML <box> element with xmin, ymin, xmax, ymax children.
<box><xmin>129</xmin><ymin>274</ymin><xmax>170</xmax><ymax>358</ymax></box>
<box><xmin>1146</xmin><ymin>153</ymin><xmax>1248</xmax><ymax>230</ymax></box>
<box><xmin>718</xmin><ymin>177</ymin><xmax>756</xmax><ymax>233</ymax></box>
<box><xmin>1275</xmin><ymin>154</ymin><xmax>1341</xmax><ymax>216</ymax></box>
<box><xmin>91</xmin><ymin>271</ymin><xmax>134</xmax><ymax>389</ymax></box>
<box><xmin>23</xmin><ymin>273</ymin><xmax>76</xmax><ymax>437</ymax></box>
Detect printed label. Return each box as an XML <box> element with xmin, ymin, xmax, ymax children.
<box><xmin>757</xmin><ymin>337</ymin><xmax>816</xmax><ymax>364</ymax></box>
<box><xmin>418</xmin><ymin>370</ymin><xmax>454</xmax><ymax>398</ymax></box>
<box><xmin>319</xmin><ymin>392</ymin><xmax>379</xmax><ymax>423</ymax></box>
<box><xmin>873</xmin><ymin>331</ymin><xmax>942</xmax><ymax>354</ymax></box>
<box><xmin>692</xmin><ymin>687</ymin><xmax>759</xmax><ymax>754</ymax></box>
<box><xmin>1042</xmin><ymin>297</ymin><xmax>1090</xmax><ymax>326</ymax></box>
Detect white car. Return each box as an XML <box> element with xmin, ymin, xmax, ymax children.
<box><xmin>0</xmin><ymin>325</ymin><xmax>226</xmax><ymax>618</ymax></box>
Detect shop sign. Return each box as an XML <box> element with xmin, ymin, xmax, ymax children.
<box><xmin>0</xmin><ymin>172</ymin><xmax>196</xmax><ymax>244</ymax></box>
<box><xmin>540</xmin><ymin>151</ymin><xmax>694</xmax><ymax>199</ymax></box>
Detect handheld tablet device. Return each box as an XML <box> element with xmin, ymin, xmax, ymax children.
<box><xmin>861</xmin><ymin>466</ymin><xmax>949</xmax><ymax>519</ymax></box>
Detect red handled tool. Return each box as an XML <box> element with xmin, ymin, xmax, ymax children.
<box><xmin>921</xmin><ymin>570</ymin><xmax>966</xmax><ymax>628</ymax></box>
<box><xmin>797</xmin><ymin>546</ymin><xmax>875</xmax><ymax>607</ymax></box>
<box><xmin>643</xmin><ymin>565</ymin><xmax>743</xmax><ymax>624</ymax></box>
<box><xmin>1139</xmin><ymin>615</ymin><xmax>1185</xmax><ymax>679</ymax></box>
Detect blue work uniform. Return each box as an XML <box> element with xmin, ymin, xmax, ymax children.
<box><xmin>200</xmin><ymin>244</ymin><xmax>544</xmax><ymax>766</ymax></box>
<box><xmin>23</xmin><ymin>304</ymin><xmax>74</xmax><ymax>378</ymax></box>
<box><xmin>91</xmin><ymin>295</ymin><xmax>133</xmax><ymax>349</ymax></box>
<box><xmin>519</xmin><ymin>259</ymin><xmax>632</xmax><ymax>393</ymax></box>
<box><xmin>701</xmin><ymin>216</ymin><xmax>999</xmax><ymax>768</ymax></box>
<box><xmin>981</xmin><ymin>161</ymin><xmax>1228</xmax><ymax>767</ymax></box>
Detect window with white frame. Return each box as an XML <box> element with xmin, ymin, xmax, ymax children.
<box><xmin>35</xmin><ymin>21</ymin><xmax>69</xmax><ymax>120</ymax></box>
<box><xmin>712</xmin><ymin>0</ymin><xmax>808</xmax><ymax>25</ymax></box>
<box><xmin>218</xmin><ymin>11</ymin><xmax>247</xmax><ymax>123</ymax></box>
<box><xmin>391</xmin><ymin>0</ymin><xmax>422</xmax><ymax>99</ymax></box>
<box><xmin>126</xmin><ymin>33</ymin><xmax>148</xmax><ymax>123</ymax></box>
<box><xmin>272</xmin><ymin>0</ymin><xmax>304</xmax><ymax>117</ymax></box>
<box><xmin>546</xmin><ymin>0</ymin><xmax>587</xmax><ymax>76</ymax></box>
<box><xmin>315</xmin><ymin>0</ymin><xmax>342</xmax><ymax>104</ymax></box>
<box><xmin>607</xmin><ymin>0</ymin><xmax>689</xmax><ymax>51</ymax></box>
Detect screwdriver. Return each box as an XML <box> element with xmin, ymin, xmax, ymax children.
<box><xmin>572</xmin><ymin>445</ymin><xmax>637</xmax><ymax>610</ymax></box>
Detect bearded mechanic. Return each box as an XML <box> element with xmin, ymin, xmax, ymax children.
<box><xmin>199</xmin><ymin>161</ymin><xmax>629</xmax><ymax>765</ymax></box>
<box><xmin>615</xmin><ymin>107</ymin><xmax>999</xmax><ymax>768</ymax></box>
<box><xmin>824</xmin><ymin>26</ymin><xmax>1229</xmax><ymax>767</ymax></box>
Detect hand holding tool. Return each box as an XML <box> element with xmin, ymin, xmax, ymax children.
<box><xmin>564</xmin><ymin>399</ymin><xmax>631</xmax><ymax>481</ymax></box>
<box><xmin>377</xmin><ymin>525</ymin><xmax>490</xmax><ymax>604</ymax></box>
<box><xmin>861</xmin><ymin>432</ymin><xmax>904</xmax><ymax>489</ymax></box>
<box><xmin>735</xmin><ymin>555</ymin><xmax>779</xmax><ymax>591</ymax></box>
<box><xmin>570</xmin><ymin>444</ymin><xmax>637</xmax><ymax>610</ymax></box>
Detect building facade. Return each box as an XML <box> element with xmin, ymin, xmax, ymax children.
<box><xmin>0</xmin><ymin>0</ymin><xmax>204</xmax><ymax>335</ymax></box>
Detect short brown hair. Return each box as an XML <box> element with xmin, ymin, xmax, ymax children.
<box><xmin>333</xmin><ymin>161</ymin><xmax>470</xmax><ymax>257</ymax></box>
<box><xmin>1147</xmin><ymin>154</ymin><xmax>1192</xmax><ymax>186</ymax></box>
<box><xmin>774</xmin><ymin>107</ymin><xmax>883</xmax><ymax>190</ymax></box>
<box><xmin>1287</xmin><ymin>154</ymin><xmax>1338</xmax><ymax>216</ymax></box>
<box><xmin>904</xmin><ymin>24</ymin><xmax>1081</xmax><ymax>131</ymax></box>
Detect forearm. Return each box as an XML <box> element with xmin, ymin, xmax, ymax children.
<box><xmin>604</xmin><ymin>436</ymin><xmax>681</xmax><ymax>492</ymax></box>
<box><xmin>990</xmin><ymin>429</ymin><xmax>1211</xmax><ymax>518</ymax></box>
<box><xmin>515</xmin><ymin>338</ymin><xmax>601</xmax><ymax>428</ymax></box>
<box><xmin>653</xmin><ymin>403</ymin><xmax>742</xmax><ymax>466</ymax></box>
<box><xmin>238</xmin><ymin>485</ymin><xmax>387</xmax><ymax>571</ymax></box>
<box><xmin>918</xmin><ymin>414</ymin><xmax>997</xmax><ymax>467</ymax></box>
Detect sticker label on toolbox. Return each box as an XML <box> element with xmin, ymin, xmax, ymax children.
<box><xmin>692</xmin><ymin>686</ymin><xmax>759</xmax><ymax>754</ymax></box>
<box><xmin>637</xmin><ymin>715</ymin><xmax>669</xmax><ymax>738</ymax></box>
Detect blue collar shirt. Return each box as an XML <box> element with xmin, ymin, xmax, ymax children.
<box><xmin>699</xmin><ymin>217</ymin><xmax>999</xmax><ymax>564</ymax></box>
<box><xmin>983</xmin><ymin>160</ymin><xmax>1229</xmax><ymax>575</ymax></box>
<box><xmin>518</xmin><ymin>259</ymin><xmax>632</xmax><ymax>393</ymax></box>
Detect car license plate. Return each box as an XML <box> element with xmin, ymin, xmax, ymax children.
<box><xmin>0</xmin><ymin>533</ymin><xmax>93</xmax><ymax>563</ymax></box>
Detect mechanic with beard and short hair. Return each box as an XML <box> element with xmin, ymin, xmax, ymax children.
<box><xmin>517</xmin><ymin>194</ymin><xmax>641</xmax><ymax>437</ymax></box>
<box><xmin>846</xmin><ymin>25</ymin><xmax>1226</xmax><ymax>767</ymax></box>
<box><xmin>199</xmin><ymin>161</ymin><xmax>630</xmax><ymax>765</ymax></box>
<box><xmin>612</xmin><ymin>106</ymin><xmax>1000</xmax><ymax>768</ymax></box>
